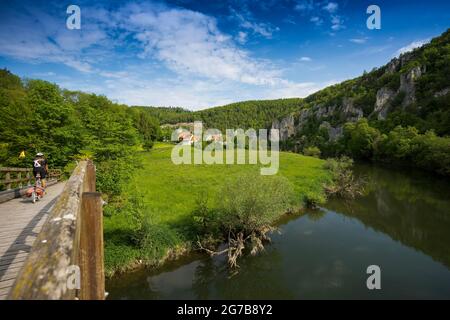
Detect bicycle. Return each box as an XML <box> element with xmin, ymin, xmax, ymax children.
<box><xmin>26</xmin><ymin>173</ymin><xmax>45</xmax><ymax>203</ymax></box>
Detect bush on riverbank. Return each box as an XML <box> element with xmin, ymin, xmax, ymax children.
<box><xmin>324</xmin><ymin>156</ymin><xmax>365</xmax><ymax>199</ymax></box>
<box><xmin>196</xmin><ymin>173</ymin><xmax>297</xmax><ymax>268</ymax></box>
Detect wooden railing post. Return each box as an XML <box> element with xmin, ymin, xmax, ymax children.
<box><xmin>79</xmin><ymin>192</ymin><xmax>104</xmax><ymax>300</ymax></box>
<box><xmin>5</xmin><ymin>171</ymin><xmax>11</xmax><ymax>190</ymax></box>
<box><xmin>84</xmin><ymin>160</ymin><xmax>96</xmax><ymax>192</ymax></box>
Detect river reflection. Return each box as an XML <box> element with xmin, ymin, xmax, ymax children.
<box><xmin>107</xmin><ymin>164</ymin><xmax>450</xmax><ymax>299</ymax></box>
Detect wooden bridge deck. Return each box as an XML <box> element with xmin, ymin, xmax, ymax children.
<box><xmin>0</xmin><ymin>182</ymin><xmax>66</xmax><ymax>300</ymax></box>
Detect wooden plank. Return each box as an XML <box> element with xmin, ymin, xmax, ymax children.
<box><xmin>0</xmin><ymin>168</ymin><xmax>32</xmax><ymax>172</ymax></box>
<box><xmin>0</xmin><ymin>260</ymin><xmax>25</xmax><ymax>272</ymax></box>
<box><xmin>0</xmin><ymin>249</ymin><xmax>31</xmax><ymax>259</ymax></box>
<box><xmin>79</xmin><ymin>192</ymin><xmax>104</xmax><ymax>300</ymax></box>
<box><xmin>0</xmin><ymin>279</ymin><xmax>14</xmax><ymax>290</ymax></box>
<box><xmin>0</xmin><ymin>267</ymin><xmax>23</xmax><ymax>282</ymax></box>
<box><xmin>0</xmin><ymin>239</ymin><xmax>35</xmax><ymax>250</ymax></box>
<box><xmin>0</xmin><ymin>253</ymin><xmax>28</xmax><ymax>267</ymax></box>
<box><xmin>0</xmin><ymin>244</ymin><xmax>32</xmax><ymax>256</ymax></box>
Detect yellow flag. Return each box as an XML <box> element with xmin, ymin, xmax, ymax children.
<box><xmin>19</xmin><ymin>150</ymin><xmax>25</xmax><ymax>158</ymax></box>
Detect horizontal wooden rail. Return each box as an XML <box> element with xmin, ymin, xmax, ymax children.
<box><xmin>0</xmin><ymin>168</ymin><xmax>62</xmax><ymax>190</ymax></box>
<box><xmin>7</xmin><ymin>160</ymin><xmax>105</xmax><ymax>300</ymax></box>
<box><xmin>0</xmin><ymin>168</ymin><xmax>62</xmax><ymax>203</ymax></box>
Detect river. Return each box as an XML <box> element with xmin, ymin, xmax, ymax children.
<box><xmin>106</xmin><ymin>164</ymin><xmax>450</xmax><ymax>299</ymax></box>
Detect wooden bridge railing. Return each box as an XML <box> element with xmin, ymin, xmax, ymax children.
<box><xmin>0</xmin><ymin>168</ymin><xmax>62</xmax><ymax>203</ymax></box>
<box><xmin>7</xmin><ymin>160</ymin><xmax>105</xmax><ymax>300</ymax></box>
<box><xmin>0</xmin><ymin>167</ymin><xmax>62</xmax><ymax>190</ymax></box>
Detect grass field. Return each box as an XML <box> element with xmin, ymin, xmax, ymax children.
<box><xmin>103</xmin><ymin>142</ymin><xmax>331</xmax><ymax>275</ymax></box>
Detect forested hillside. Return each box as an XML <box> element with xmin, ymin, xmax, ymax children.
<box><xmin>134</xmin><ymin>98</ymin><xmax>304</xmax><ymax>131</ymax></box>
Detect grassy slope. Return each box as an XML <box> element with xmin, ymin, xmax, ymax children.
<box><xmin>104</xmin><ymin>143</ymin><xmax>331</xmax><ymax>275</ymax></box>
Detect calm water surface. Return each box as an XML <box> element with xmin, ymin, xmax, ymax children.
<box><xmin>107</xmin><ymin>164</ymin><xmax>450</xmax><ymax>299</ymax></box>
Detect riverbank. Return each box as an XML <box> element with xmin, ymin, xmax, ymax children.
<box><xmin>103</xmin><ymin>143</ymin><xmax>332</xmax><ymax>276</ymax></box>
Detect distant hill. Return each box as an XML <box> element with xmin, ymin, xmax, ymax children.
<box><xmin>133</xmin><ymin>98</ymin><xmax>304</xmax><ymax>131</ymax></box>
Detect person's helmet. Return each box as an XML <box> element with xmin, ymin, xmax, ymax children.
<box><xmin>36</xmin><ymin>152</ymin><xmax>44</xmax><ymax>157</ymax></box>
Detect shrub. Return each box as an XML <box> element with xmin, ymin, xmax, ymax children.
<box><xmin>197</xmin><ymin>172</ymin><xmax>297</xmax><ymax>268</ymax></box>
<box><xmin>411</xmin><ymin>130</ymin><xmax>450</xmax><ymax>176</ymax></box>
<box><xmin>324</xmin><ymin>156</ymin><xmax>365</xmax><ymax>199</ymax></box>
<box><xmin>303</xmin><ymin>191</ymin><xmax>327</xmax><ymax>208</ymax></box>
<box><xmin>217</xmin><ymin>173</ymin><xmax>296</xmax><ymax>235</ymax></box>
<box><xmin>303</xmin><ymin>146</ymin><xmax>321</xmax><ymax>158</ymax></box>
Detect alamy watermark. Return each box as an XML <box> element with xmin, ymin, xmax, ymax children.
<box><xmin>66</xmin><ymin>5</ymin><xmax>81</xmax><ymax>30</ymax></box>
<box><xmin>366</xmin><ymin>265</ymin><xmax>381</xmax><ymax>290</ymax></box>
<box><xmin>367</xmin><ymin>5</ymin><xmax>381</xmax><ymax>30</ymax></box>
<box><xmin>170</xmin><ymin>121</ymin><xmax>280</xmax><ymax>175</ymax></box>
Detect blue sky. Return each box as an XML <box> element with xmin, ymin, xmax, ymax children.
<box><xmin>0</xmin><ymin>0</ymin><xmax>449</xmax><ymax>109</ymax></box>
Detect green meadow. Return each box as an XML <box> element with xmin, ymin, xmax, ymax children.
<box><xmin>103</xmin><ymin>143</ymin><xmax>331</xmax><ymax>275</ymax></box>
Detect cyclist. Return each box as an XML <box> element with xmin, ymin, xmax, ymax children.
<box><xmin>33</xmin><ymin>152</ymin><xmax>48</xmax><ymax>188</ymax></box>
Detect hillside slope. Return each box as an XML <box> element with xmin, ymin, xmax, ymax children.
<box><xmin>272</xmin><ymin>28</ymin><xmax>450</xmax><ymax>143</ymax></box>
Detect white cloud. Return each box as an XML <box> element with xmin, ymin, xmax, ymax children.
<box><xmin>236</xmin><ymin>31</ymin><xmax>248</xmax><ymax>44</ymax></box>
<box><xmin>310</xmin><ymin>16</ymin><xmax>323</xmax><ymax>26</ymax></box>
<box><xmin>296</xmin><ymin>1</ymin><xmax>344</xmax><ymax>31</ymax></box>
<box><xmin>123</xmin><ymin>5</ymin><xmax>282</xmax><ymax>85</ymax></box>
<box><xmin>299</xmin><ymin>56</ymin><xmax>312</xmax><ymax>62</ymax></box>
<box><xmin>0</xmin><ymin>5</ymin><xmax>112</xmax><ymax>73</ymax></box>
<box><xmin>231</xmin><ymin>9</ymin><xmax>278</xmax><ymax>39</ymax></box>
<box><xmin>295</xmin><ymin>1</ymin><xmax>315</xmax><ymax>11</ymax></box>
<box><xmin>331</xmin><ymin>15</ymin><xmax>344</xmax><ymax>30</ymax></box>
<box><xmin>395</xmin><ymin>39</ymin><xmax>430</xmax><ymax>56</ymax></box>
<box><xmin>349</xmin><ymin>37</ymin><xmax>369</xmax><ymax>44</ymax></box>
<box><xmin>323</xmin><ymin>2</ymin><xmax>339</xmax><ymax>13</ymax></box>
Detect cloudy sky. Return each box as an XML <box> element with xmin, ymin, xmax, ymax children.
<box><xmin>0</xmin><ymin>0</ymin><xmax>449</xmax><ymax>109</ymax></box>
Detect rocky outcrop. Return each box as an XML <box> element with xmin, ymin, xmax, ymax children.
<box><xmin>271</xmin><ymin>62</ymin><xmax>427</xmax><ymax>142</ymax></box>
<box><xmin>312</xmin><ymin>104</ymin><xmax>336</xmax><ymax>119</ymax></box>
<box><xmin>434</xmin><ymin>88</ymin><xmax>450</xmax><ymax>98</ymax></box>
<box><xmin>319</xmin><ymin>122</ymin><xmax>344</xmax><ymax>142</ymax></box>
<box><xmin>399</xmin><ymin>66</ymin><xmax>424</xmax><ymax>107</ymax></box>
<box><xmin>386</xmin><ymin>58</ymin><xmax>400</xmax><ymax>74</ymax></box>
<box><xmin>298</xmin><ymin>108</ymin><xmax>312</xmax><ymax>128</ymax></box>
<box><xmin>272</xmin><ymin>98</ymin><xmax>359</xmax><ymax>142</ymax></box>
<box><xmin>271</xmin><ymin>114</ymin><xmax>295</xmax><ymax>141</ymax></box>
<box><xmin>341</xmin><ymin>98</ymin><xmax>363</xmax><ymax>122</ymax></box>
<box><xmin>374</xmin><ymin>87</ymin><xmax>396</xmax><ymax>120</ymax></box>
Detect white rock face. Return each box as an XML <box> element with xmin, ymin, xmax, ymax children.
<box><xmin>374</xmin><ymin>87</ymin><xmax>396</xmax><ymax>120</ymax></box>
<box><xmin>386</xmin><ymin>58</ymin><xmax>400</xmax><ymax>74</ymax></box>
<box><xmin>341</xmin><ymin>98</ymin><xmax>363</xmax><ymax>122</ymax></box>
<box><xmin>400</xmin><ymin>66</ymin><xmax>423</xmax><ymax>107</ymax></box>
<box><xmin>313</xmin><ymin>104</ymin><xmax>336</xmax><ymax>119</ymax></box>
<box><xmin>272</xmin><ymin>114</ymin><xmax>295</xmax><ymax>141</ymax></box>
<box><xmin>319</xmin><ymin>121</ymin><xmax>344</xmax><ymax>141</ymax></box>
